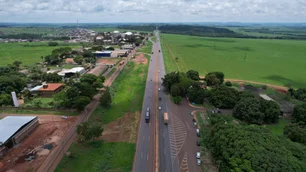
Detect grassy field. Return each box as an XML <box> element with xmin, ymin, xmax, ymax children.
<box><xmin>161</xmin><ymin>34</ymin><xmax>306</xmax><ymax>88</ymax></box>
<box><xmin>138</xmin><ymin>40</ymin><xmax>152</xmax><ymax>54</ymax></box>
<box><xmin>0</xmin><ymin>42</ymin><xmax>81</xmax><ymax>66</ymax></box>
<box><xmin>90</xmin><ymin>60</ymin><xmax>149</xmax><ymax>125</ymax></box>
<box><xmin>266</xmin><ymin>118</ymin><xmax>290</xmax><ymax>136</ymax></box>
<box><xmin>0</xmin><ymin>27</ymin><xmax>71</xmax><ymax>35</ymax></box>
<box><xmin>55</xmin><ymin>141</ymin><xmax>135</xmax><ymax>172</ymax></box>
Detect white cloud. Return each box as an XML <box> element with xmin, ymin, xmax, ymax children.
<box><xmin>0</xmin><ymin>0</ymin><xmax>305</xmax><ymax>22</ymax></box>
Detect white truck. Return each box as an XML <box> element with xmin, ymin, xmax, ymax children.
<box><xmin>164</xmin><ymin>112</ymin><xmax>168</xmax><ymax>125</ymax></box>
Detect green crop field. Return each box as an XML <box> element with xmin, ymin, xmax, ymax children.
<box><xmin>161</xmin><ymin>34</ymin><xmax>306</xmax><ymax>88</ymax></box>
<box><xmin>0</xmin><ymin>42</ymin><xmax>81</xmax><ymax>66</ymax></box>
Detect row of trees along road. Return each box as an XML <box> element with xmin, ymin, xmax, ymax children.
<box><xmin>202</xmin><ymin>115</ymin><xmax>306</xmax><ymax>172</ymax></box>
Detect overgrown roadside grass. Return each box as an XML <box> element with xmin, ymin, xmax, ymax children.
<box><xmin>55</xmin><ymin>141</ymin><xmax>135</xmax><ymax>172</ymax></box>
<box><xmin>151</xmin><ymin>36</ymin><xmax>156</xmax><ymax>42</ymax></box>
<box><xmin>160</xmin><ymin>36</ymin><xmax>179</xmax><ymax>73</ymax></box>
<box><xmin>56</xmin><ymin>47</ymin><xmax>151</xmax><ymax>171</ymax></box>
<box><xmin>90</xmin><ymin>59</ymin><xmax>149</xmax><ymax>125</ymax></box>
<box><xmin>266</xmin><ymin>118</ymin><xmax>290</xmax><ymax>136</ymax></box>
<box><xmin>138</xmin><ymin>40</ymin><xmax>152</xmax><ymax>54</ymax></box>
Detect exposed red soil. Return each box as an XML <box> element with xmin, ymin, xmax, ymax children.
<box><xmin>133</xmin><ymin>53</ymin><xmax>147</xmax><ymax>65</ymax></box>
<box><xmin>0</xmin><ymin>115</ymin><xmax>77</xmax><ymax>172</ymax></box>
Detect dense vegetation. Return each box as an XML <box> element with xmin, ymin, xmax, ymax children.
<box><xmin>0</xmin><ymin>64</ymin><xmax>27</xmax><ymax>106</ymax></box>
<box><xmin>288</xmin><ymin>88</ymin><xmax>306</xmax><ymax>102</ymax></box>
<box><xmin>53</xmin><ymin>74</ymin><xmax>104</xmax><ymax>110</ymax></box>
<box><xmin>203</xmin><ymin>115</ymin><xmax>306</xmax><ymax>172</ymax></box>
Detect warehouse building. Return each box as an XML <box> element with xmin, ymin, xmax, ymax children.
<box><xmin>0</xmin><ymin>116</ymin><xmax>39</xmax><ymax>157</ymax></box>
<box><xmin>93</xmin><ymin>51</ymin><xmax>113</xmax><ymax>58</ymax></box>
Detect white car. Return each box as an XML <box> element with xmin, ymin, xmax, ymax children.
<box><xmin>193</xmin><ymin>122</ymin><xmax>197</xmax><ymax>126</ymax></box>
<box><xmin>158</xmin><ymin>70</ymin><xmax>160</xmax><ymax>73</ymax></box>
<box><xmin>61</xmin><ymin>116</ymin><xmax>68</xmax><ymax>119</ymax></box>
<box><xmin>196</xmin><ymin>152</ymin><xmax>201</xmax><ymax>159</ymax></box>
<box><xmin>197</xmin><ymin>159</ymin><xmax>201</xmax><ymax>166</ymax></box>
<box><xmin>158</xmin><ymin>88</ymin><xmax>161</xmax><ymax>91</ymax></box>
<box><xmin>159</xmin><ymin>107</ymin><xmax>161</xmax><ymax>110</ymax></box>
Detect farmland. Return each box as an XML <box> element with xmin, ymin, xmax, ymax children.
<box><xmin>161</xmin><ymin>34</ymin><xmax>306</xmax><ymax>88</ymax></box>
<box><xmin>0</xmin><ymin>42</ymin><xmax>81</xmax><ymax>66</ymax></box>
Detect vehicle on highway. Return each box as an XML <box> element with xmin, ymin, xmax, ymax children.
<box><xmin>197</xmin><ymin>141</ymin><xmax>200</xmax><ymax>146</ymax></box>
<box><xmin>145</xmin><ymin>108</ymin><xmax>150</xmax><ymax>123</ymax></box>
<box><xmin>159</xmin><ymin>106</ymin><xmax>161</xmax><ymax>110</ymax></box>
<box><xmin>158</xmin><ymin>88</ymin><xmax>161</xmax><ymax>91</ymax></box>
<box><xmin>152</xmin><ymin>52</ymin><xmax>154</xmax><ymax>54</ymax></box>
<box><xmin>159</xmin><ymin>50</ymin><xmax>161</xmax><ymax>52</ymax></box>
<box><xmin>61</xmin><ymin>116</ymin><xmax>68</xmax><ymax>119</ymax></box>
<box><xmin>197</xmin><ymin>159</ymin><xmax>201</xmax><ymax>166</ymax></box>
<box><xmin>159</xmin><ymin>97</ymin><xmax>162</xmax><ymax>101</ymax></box>
<box><xmin>145</xmin><ymin>112</ymin><xmax>150</xmax><ymax>123</ymax></box>
<box><xmin>196</xmin><ymin>129</ymin><xmax>200</xmax><ymax>137</ymax></box>
<box><xmin>164</xmin><ymin>112</ymin><xmax>168</xmax><ymax>125</ymax></box>
<box><xmin>196</xmin><ymin>152</ymin><xmax>201</xmax><ymax>159</ymax></box>
<box><xmin>158</xmin><ymin>70</ymin><xmax>160</xmax><ymax>73</ymax></box>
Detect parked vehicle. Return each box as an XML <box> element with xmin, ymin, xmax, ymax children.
<box><xmin>196</xmin><ymin>152</ymin><xmax>201</xmax><ymax>159</ymax></box>
<box><xmin>197</xmin><ymin>159</ymin><xmax>201</xmax><ymax>166</ymax></box>
<box><xmin>61</xmin><ymin>116</ymin><xmax>68</xmax><ymax>119</ymax></box>
<box><xmin>164</xmin><ymin>112</ymin><xmax>168</xmax><ymax>125</ymax></box>
<box><xmin>196</xmin><ymin>129</ymin><xmax>200</xmax><ymax>137</ymax></box>
<box><xmin>194</xmin><ymin>122</ymin><xmax>197</xmax><ymax>126</ymax></box>
<box><xmin>192</xmin><ymin>119</ymin><xmax>196</xmax><ymax>122</ymax></box>
<box><xmin>197</xmin><ymin>141</ymin><xmax>200</xmax><ymax>146</ymax></box>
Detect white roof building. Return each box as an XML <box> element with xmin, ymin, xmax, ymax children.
<box><xmin>57</xmin><ymin>67</ymin><xmax>85</xmax><ymax>77</ymax></box>
<box><xmin>0</xmin><ymin>116</ymin><xmax>37</xmax><ymax>146</ymax></box>
<box><xmin>125</xmin><ymin>32</ymin><xmax>133</xmax><ymax>35</ymax></box>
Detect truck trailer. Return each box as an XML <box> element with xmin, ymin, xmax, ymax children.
<box><xmin>164</xmin><ymin>112</ymin><xmax>168</xmax><ymax>125</ymax></box>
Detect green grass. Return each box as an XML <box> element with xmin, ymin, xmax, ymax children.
<box><xmin>0</xmin><ymin>27</ymin><xmax>71</xmax><ymax>35</ymax></box>
<box><xmin>90</xmin><ymin>60</ymin><xmax>148</xmax><ymax>125</ymax></box>
<box><xmin>266</xmin><ymin>118</ymin><xmax>290</xmax><ymax>136</ymax></box>
<box><xmin>151</xmin><ymin>36</ymin><xmax>156</xmax><ymax>42</ymax></box>
<box><xmin>0</xmin><ymin>42</ymin><xmax>81</xmax><ymax>66</ymax></box>
<box><xmin>55</xmin><ymin>141</ymin><xmax>135</xmax><ymax>172</ymax></box>
<box><xmin>23</xmin><ymin>97</ymin><xmax>54</xmax><ymax>108</ymax></box>
<box><xmin>161</xmin><ymin>34</ymin><xmax>306</xmax><ymax>88</ymax></box>
<box><xmin>138</xmin><ymin>40</ymin><xmax>152</xmax><ymax>54</ymax></box>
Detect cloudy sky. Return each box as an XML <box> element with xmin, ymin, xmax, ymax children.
<box><xmin>0</xmin><ymin>0</ymin><xmax>305</xmax><ymax>23</ymax></box>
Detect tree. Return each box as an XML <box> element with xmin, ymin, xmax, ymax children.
<box><xmin>284</xmin><ymin>123</ymin><xmax>306</xmax><ymax>144</ymax></box>
<box><xmin>225</xmin><ymin>81</ymin><xmax>232</xmax><ymax>86</ymax></box>
<box><xmin>48</xmin><ymin>42</ymin><xmax>59</xmax><ymax>46</ymax></box>
<box><xmin>80</xmin><ymin>74</ymin><xmax>98</xmax><ymax>85</ymax></box>
<box><xmin>205</xmin><ymin>72</ymin><xmax>224</xmax><ymax>86</ymax></box>
<box><xmin>77</xmin><ymin>122</ymin><xmax>103</xmax><ymax>142</ymax></box>
<box><xmin>100</xmin><ymin>89</ymin><xmax>112</xmax><ymax>108</ymax></box>
<box><xmin>74</xmin><ymin>55</ymin><xmax>83</xmax><ymax>65</ymax></box>
<box><xmin>233</xmin><ymin>97</ymin><xmax>280</xmax><ymax>124</ymax></box>
<box><xmin>13</xmin><ymin>61</ymin><xmax>22</xmax><ymax>69</ymax></box>
<box><xmin>292</xmin><ymin>104</ymin><xmax>306</xmax><ymax>123</ymax></box>
<box><xmin>72</xmin><ymin>96</ymin><xmax>91</xmax><ymax>111</ymax></box>
<box><xmin>170</xmin><ymin>84</ymin><xmax>180</xmax><ymax>97</ymax></box>
<box><xmin>233</xmin><ymin>97</ymin><xmax>264</xmax><ymax>124</ymax></box>
<box><xmin>162</xmin><ymin>72</ymin><xmax>180</xmax><ymax>92</ymax></box>
<box><xmin>186</xmin><ymin>70</ymin><xmax>200</xmax><ymax>81</ymax></box>
<box><xmin>210</xmin><ymin>85</ymin><xmax>239</xmax><ymax>108</ymax></box>
<box><xmin>187</xmin><ymin>87</ymin><xmax>207</xmax><ymax>104</ymax></box>
<box><xmin>205</xmin><ymin>73</ymin><xmax>220</xmax><ymax>86</ymax></box>
<box><xmin>0</xmin><ymin>94</ymin><xmax>13</xmax><ymax>106</ymax></box>
<box><xmin>172</xmin><ymin>96</ymin><xmax>182</xmax><ymax>104</ymax></box>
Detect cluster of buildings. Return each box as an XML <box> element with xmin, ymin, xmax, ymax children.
<box><xmin>95</xmin><ymin>30</ymin><xmax>143</xmax><ymax>45</ymax></box>
<box><xmin>0</xmin><ymin>38</ymin><xmax>41</xmax><ymax>43</ymax></box>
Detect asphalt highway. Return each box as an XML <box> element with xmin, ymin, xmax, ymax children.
<box><xmin>133</xmin><ymin>37</ymin><xmax>159</xmax><ymax>172</ymax></box>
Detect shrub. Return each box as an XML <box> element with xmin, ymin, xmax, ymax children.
<box><xmin>225</xmin><ymin>81</ymin><xmax>232</xmax><ymax>87</ymax></box>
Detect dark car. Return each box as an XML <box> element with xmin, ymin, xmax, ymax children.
<box><xmin>197</xmin><ymin>141</ymin><xmax>200</xmax><ymax>146</ymax></box>
<box><xmin>152</xmin><ymin>52</ymin><xmax>154</xmax><ymax>54</ymax></box>
<box><xmin>145</xmin><ymin>111</ymin><xmax>150</xmax><ymax>123</ymax></box>
<box><xmin>192</xmin><ymin>119</ymin><xmax>196</xmax><ymax>122</ymax></box>
<box><xmin>159</xmin><ymin>50</ymin><xmax>161</xmax><ymax>52</ymax></box>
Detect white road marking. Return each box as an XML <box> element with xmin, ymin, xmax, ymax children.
<box><xmin>141</xmin><ymin>152</ymin><xmax>143</xmax><ymax>159</ymax></box>
<box><xmin>149</xmin><ymin>122</ymin><xmax>151</xmax><ymax>127</ymax></box>
<box><xmin>147</xmin><ymin>154</ymin><xmax>149</xmax><ymax>160</ymax></box>
<box><xmin>148</xmin><ymin>136</ymin><xmax>150</xmax><ymax>141</ymax></box>
<box><xmin>143</xmin><ymin>136</ymin><xmax>145</xmax><ymax>140</ymax></box>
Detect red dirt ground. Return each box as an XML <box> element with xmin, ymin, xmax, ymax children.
<box><xmin>133</xmin><ymin>53</ymin><xmax>147</xmax><ymax>65</ymax></box>
<box><xmin>87</xmin><ymin>65</ymin><xmax>108</xmax><ymax>76</ymax></box>
<box><xmin>0</xmin><ymin>115</ymin><xmax>77</xmax><ymax>172</ymax></box>
<box><xmin>101</xmin><ymin>112</ymin><xmax>140</xmax><ymax>143</ymax></box>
